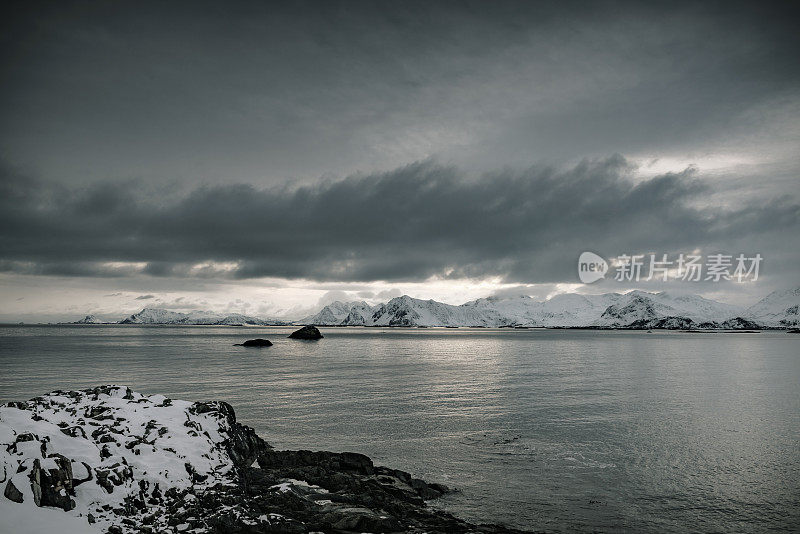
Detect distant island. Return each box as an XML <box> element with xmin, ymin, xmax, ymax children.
<box><xmin>72</xmin><ymin>309</ymin><xmax>289</xmax><ymax>326</ymax></box>
<box><xmin>67</xmin><ymin>287</ymin><xmax>800</xmax><ymax>330</ymax></box>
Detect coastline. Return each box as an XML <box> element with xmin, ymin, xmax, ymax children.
<box><xmin>0</xmin><ymin>385</ymin><xmax>530</xmax><ymax>534</ymax></box>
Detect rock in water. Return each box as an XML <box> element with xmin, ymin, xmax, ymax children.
<box><xmin>288</xmin><ymin>325</ymin><xmax>323</xmax><ymax>339</ymax></box>
<box><xmin>234</xmin><ymin>338</ymin><xmax>273</xmax><ymax>347</ymax></box>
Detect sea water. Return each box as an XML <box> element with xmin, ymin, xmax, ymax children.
<box><xmin>0</xmin><ymin>326</ymin><xmax>797</xmax><ymax>532</ymax></box>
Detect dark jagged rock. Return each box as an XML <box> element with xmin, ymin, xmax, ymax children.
<box><xmin>234</xmin><ymin>338</ymin><xmax>273</xmax><ymax>347</ymax></box>
<box><xmin>323</xmin><ymin>506</ymin><xmax>402</xmax><ymax>531</ymax></box>
<box><xmin>238</xmin><ymin>457</ymin><xmax>522</xmax><ymax>534</ymax></box>
<box><xmin>31</xmin><ymin>455</ymin><xmax>76</xmax><ymax>511</ymax></box>
<box><xmin>626</xmin><ymin>316</ymin><xmax>694</xmax><ymax>330</ymax></box>
<box><xmin>258</xmin><ymin>450</ymin><xmax>375</xmax><ymax>476</ymax></box>
<box><xmin>1</xmin><ymin>386</ymin><xmax>528</xmax><ymax>534</ymax></box>
<box><xmin>95</xmin><ymin>462</ymin><xmax>134</xmax><ymax>494</ymax></box>
<box><xmin>719</xmin><ymin>317</ymin><xmax>762</xmax><ymax>330</ymax></box>
<box><xmin>190</xmin><ymin>400</ymin><xmax>236</xmax><ymax>424</ymax></box>
<box><xmin>190</xmin><ymin>400</ymin><xmax>273</xmax><ymax>469</ymax></box>
<box><xmin>3</xmin><ymin>478</ymin><xmax>24</xmax><ymax>503</ymax></box>
<box><xmin>288</xmin><ymin>325</ymin><xmax>323</xmax><ymax>340</ymax></box>
<box><xmin>779</xmin><ymin>305</ymin><xmax>799</xmax><ymax>327</ymax></box>
<box><xmin>227</xmin><ymin>424</ymin><xmax>272</xmax><ymax>469</ymax></box>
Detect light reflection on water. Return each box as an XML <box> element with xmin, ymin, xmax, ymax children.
<box><xmin>0</xmin><ymin>326</ymin><xmax>798</xmax><ymax>532</ymax></box>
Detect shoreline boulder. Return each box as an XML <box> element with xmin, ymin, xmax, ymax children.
<box><xmin>288</xmin><ymin>325</ymin><xmax>323</xmax><ymax>340</ymax></box>
<box><xmin>234</xmin><ymin>338</ymin><xmax>273</xmax><ymax>347</ymax></box>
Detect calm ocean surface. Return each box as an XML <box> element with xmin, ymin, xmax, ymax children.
<box><xmin>0</xmin><ymin>325</ymin><xmax>798</xmax><ymax>532</ymax></box>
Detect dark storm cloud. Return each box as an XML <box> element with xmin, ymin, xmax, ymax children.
<box><xmin>2</xmin><ymin>1</ymin><xmax>799</xmax><ymax>291</ymax></box>
<box><xmin>1</xmin><ymin>157</ymin><xmax>797</xmax><ymax>283</ymax></box>
<box><xmin>1</xmin><ymin>1</ymin><xmax>799</xmax><ymax>184</ymax></box>
<box><xmin>135</xmin><ymin>294</ymin><xmax>155</xmax><ymax>300</ymax></box>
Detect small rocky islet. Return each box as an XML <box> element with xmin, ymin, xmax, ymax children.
<box><xmin>0</xmin><ymin>386</ymin><xmax>527</xmax><ymax>533</ymax></box>
<box><xmin>288</xmin><ymin>326</ymin><xmax>324</xmax><ymax>340</ymax></box>
<box><xmin>234</xmin><ymin>326</ymin><xmax>323</xmax><ymax>348</ymax></box>
<box><xmin>234</xmin><ymin>339</ymin><xmax>273</xmax><ymax>347</ymax></box>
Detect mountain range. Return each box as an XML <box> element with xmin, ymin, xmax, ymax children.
<box><xmin>68</xmin><ymin>287</ymin><xmax>800</xmax><ymax>329</ymax></box>
<box><xmin>300</xmin><ymin>287</ymin><xmax>800</xmax><ymax>329</ymax></box>
<box><xmin>72</xmin><ymin>309</ymin><xmax>288</xmax><ymax>326</ymax></box>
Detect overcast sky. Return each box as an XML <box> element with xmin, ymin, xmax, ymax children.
<box><xmin>1</xmin><ymin>0</ymin><xmax>798</xmax><ymax>321</ymax></box>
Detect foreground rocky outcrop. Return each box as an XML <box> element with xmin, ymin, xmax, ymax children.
<box><xmin>288</xmin><ymin>326</ymin><xmax>323</xmax><ymax>340</ymax></box>
<box><xmin>1</xmin><ymin>386</ymin><xmax>528</xmax><ymax>534</ymax></box>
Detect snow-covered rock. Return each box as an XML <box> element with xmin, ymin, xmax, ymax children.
<box><xmin>1</xmin><ymin>387</ymin><xmax>515</xmax><ymax>534</ymax></box>
<box><xmin>0</xmin><ymin>385</ymin><xmax>270</xmax><ymax>534</ymax></box>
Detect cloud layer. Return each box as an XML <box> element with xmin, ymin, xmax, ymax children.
<box><xmin>2</xmin><ymin>1</ymin><xmax>799</xmax><ymax>186</ymax></box>
<box><xmin>2</xmin><ymin>156</ymin><xmax>797</xmax><ymax>285</ymax></box>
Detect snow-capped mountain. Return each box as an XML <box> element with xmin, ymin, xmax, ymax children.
<box><xmin>119</xmin><ymin>308</ymin><xmax>187</xmax><ymax>324</ymax></box>
<box><xmin>72</xmin><ymin>315</ymin><xmax>104</xmax><ymax>324</ymax></box>
<box><xmin>341</xmin><ymin>301</ymin><xmax>379</xmax><ymax>325</ymax></box>
<box><xmin>597</xmin><ymin>294</ymin><xmax>661</xmax><ymax>327</ymax></box>
<box><xmin>300</xmin><ymin>301</ymin><xmax>373</xmax><ymax>325</ymax></box>
<box><xmin>745</xmin><ymin>287</ymin><xmax>800</xmax><ymax>326</ymax></box>
<box><xmin>653</xmin><ymin>292</ymin><xmax>745</xmax><ymax>322</ymax></box>
<box><xmin>369</xmin><ymin>295</ymin><xmax>509</xmax><ymax>327</ymax></box>
<box><xmin>73</xmin><ymin>287</ymin><xmax>799</xmax><ymax>329</ymax></box>
<box><xmin>593</xmin><ymin>291</ymin><xmax>745</xmax><ymax>327</ymax></box>
<box><xmin>299</xmin><ymin>291</ymin><xmax>769</xmax><ymax>329</ymax></box>
<box><xmin>468</xmin><ymin>293</ymin><xmax>622</xmax><ymax>327</ymax></box>
<box><xmin>118</xmin><ymin>308</ymin><xmax>286</xmax><ymax>326</ymax></box>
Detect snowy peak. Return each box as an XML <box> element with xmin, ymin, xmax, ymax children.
<box><xmin>118</xmin><ymin>308</ymin><xmax>285</xmax><ymax>326</ymax></box>
<box><xmin>370</xmin><ymin>295</ymin><xmax>507</xmax><ymax>327</ymax></box>
<box><xmin>301</xmin><ymin>301</ymin><xmax>374</xmax><ymax>325</ymax></box>
<box><xmin>598</xmin><ymin>294</ymin><xmax>659</xmax><ymax>326</ymax></box>
<box><xmin>120</xmin><ymin>308</ymin><xmax>187</xmax><ymax>324</ymax></box>
<box><xmin>340</xmin><ymin>302</ymin><xmax>377</xmax><ymax>325</ymax></box>
<box><xmin>651</xmin><ymin>292</ymin><xmax>744</xmax><ymax>322</ymax></box>
<box><xmin>73</xmin><ymin>289</ymin><xmax>795</xmax><ymax>329</ymax></box>
<box><xmin>298</xmin><ymin>290</ymin><xmax>771</xmax><ymax>329</ymax></box>
<box><xmin>594</xmin><ymin>292</ymin><xmax>748</xmax><ymax>328</ymax></box>
<box><xmin>73</xmin><ymin>315</ymin><xmax>103</xmax><ymax>324</ymax></box>
<box><xmin>746</xmin><ymin>286</ymin><xmax>800</xmax><ymax>326</ymax></box>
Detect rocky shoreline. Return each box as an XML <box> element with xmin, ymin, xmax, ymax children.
<box><xmin>1</xmin><ymin>386</ymin><xmax>530</xmax><ymax>534</ymax></box>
